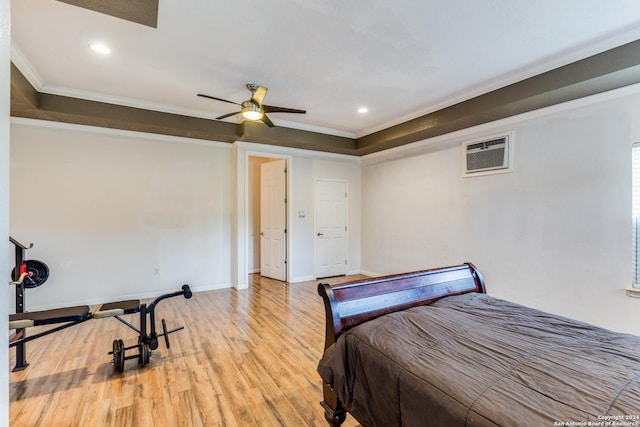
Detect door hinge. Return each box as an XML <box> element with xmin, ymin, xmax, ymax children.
<box><xmin>345</xmin><ymin>259</ymin><xmax>348</xmax><ymax>265</ymax></box>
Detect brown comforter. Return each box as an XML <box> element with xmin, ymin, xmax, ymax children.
<box><xmin>317</xmin><ymin>293</ymin><xmax>640</xmax><ymax>426</ymax></box>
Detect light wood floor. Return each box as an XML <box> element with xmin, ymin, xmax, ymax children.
<box><xmin>9</xmin><ymin>274</ymin><xmax>365</xmax><ymax>427</ymax></box>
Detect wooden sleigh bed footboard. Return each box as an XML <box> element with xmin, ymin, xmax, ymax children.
<box><xmin>316</xmin><ymin>262</ymin><xmax>486</xmax><ymax>426</ymax></box>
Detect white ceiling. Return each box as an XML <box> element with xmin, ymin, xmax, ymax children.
<box><xmin>10</xmin><ymin>0</ymin><xmax>640</xmax><ymax>138</ymax></box>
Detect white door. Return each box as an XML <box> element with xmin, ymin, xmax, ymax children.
<box><xmin>260</xmin><ymin>159</ymin><xmax>287</xmax><ymax>281</ymax></box>
<box><xmin>315</xmin><ymin>179</ymin><xmax>348</xmax><ymax>278</ymax></box>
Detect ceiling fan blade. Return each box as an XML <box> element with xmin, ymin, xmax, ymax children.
<box><xmin>260</xmin><ymin>114</ymin><xmax>275</xmax><ymax>128</ymax></box>
<box><xmin>197</xmin><ymin>93</ymin><xmax>241</xmax><ymax>106</ymax></box>
<box><xmin>251</xmin><ymin>86</ymin><xmax>268</xmax><ymax>107</ymax></box>
<box><xmin>263</xmin><ymin>105</ymin><xmax>306</xmax><ymax>114</ymax></box>
<box><xmin>216</xmin><ymin>111</ymin><xmax>241</xmax><ymax>120</ymax></box>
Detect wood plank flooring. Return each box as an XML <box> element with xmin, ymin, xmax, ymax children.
<box><xmin>9</xmin><ymin>274</ymin><xmax>365</xmax><ymax>427</ymax></box>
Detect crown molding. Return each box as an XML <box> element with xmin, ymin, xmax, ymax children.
<box><xmin>10</xmin><ymin>116</ymin><xmax>233</xmax><ymax>149</ymax></box>
<box><xmin>10</xmin><ymin>40</ymin><xmax>44</xmax><ymax>90</ymax></box>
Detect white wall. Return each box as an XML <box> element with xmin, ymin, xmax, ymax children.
<box><xmin>1</xmin><ymin>0</ymin><xmax>10</xmax><ymax>422</ymax></box>
<box><xmin>9</xmin><ymin>120</ymin><xmax>232</xmax><ymax>310</ymax></box>
<box><xmin>8</xmin><ymin>123</ymin><xmax>362</xmax><ymax>312</ymax></box>
<box><xmin>290</xmin><ymin>156</ymin><xmax>315</xmax><ymax>280</ymax></box>
<box><xmin>362</xmin><ymin>87</ymin><xmax>640</xmax><ymax>335</ymax></box>
<box><xmin>288</xmin><ymin>154</ymin><xmax>362</xmax><ymax>281</ymax></box>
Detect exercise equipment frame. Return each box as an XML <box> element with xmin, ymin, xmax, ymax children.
<box><xmin>8</xmin><ymin>237</ymin><xmax>192</xmax><ymax>372</ymax></box>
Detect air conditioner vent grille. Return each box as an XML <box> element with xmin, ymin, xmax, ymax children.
<box><xmin>462</xmin><ymin>133</ymin><xmax>512</xmax><ymax>177</ymax></box>
<box><xmin>467</xmin><ymin>145</ymin><xmax>505</xmax><ymax>170</ymax></box>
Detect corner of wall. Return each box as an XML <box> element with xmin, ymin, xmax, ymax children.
<box><xmin>1</xmin><ymin>0</ymin><xmax>12</xmax><ymax>423</ymax></box>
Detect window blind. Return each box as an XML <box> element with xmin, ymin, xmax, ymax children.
<box><xmin>633</xmin><ymin>143</ymin><xmax>640</xmax><ymax>287</ymax></box>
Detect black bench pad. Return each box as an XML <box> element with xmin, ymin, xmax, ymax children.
<box><xmin>9</xmin><ymin>305</ymin><xmax>90</xmax><ymax>328</ymax></box>
<box><xmin>92</xmin><ymin>300</ymin><xmax>140</xmax><ymax>318</ymax></box>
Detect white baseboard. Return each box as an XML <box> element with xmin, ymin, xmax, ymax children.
<box><xmin>358</xmin><ymin>270</ymin><xmax>381</xmax><ymax>277</ymax></box>
<box><xmin>289</xmin><ymin>275</ymin><xmax>316</xmax><ymax>283</ymax></box>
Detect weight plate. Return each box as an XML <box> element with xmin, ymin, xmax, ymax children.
<box><xmin>113</xmin><ymin>339</ymin><xmax>125</xmax><ymax>373</ymax></box>
<box><xmin>162</xmin><ymin>319</ymin><xmax>170</xmax><ymax>349</ymax></box>
<box><xmin>12</xmin><ymin>260</ymin><xmax>49</xmax><ymax>288</ymax></box>
<box><xmin>140</xmin><ymin>343</ymin><xmax>150</xmax><ymax>367</ymax></box>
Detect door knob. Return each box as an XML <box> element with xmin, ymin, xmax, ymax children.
<box><xmin>317</xmin><ymin>232</ymin><xmax>324</xmax><ymax>237</ymax></box>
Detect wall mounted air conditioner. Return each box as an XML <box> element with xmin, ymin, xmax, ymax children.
<box><xmin>462</xmin><ymin>132</ymin><xmax>513</xmax><ymax>177</ymax></box>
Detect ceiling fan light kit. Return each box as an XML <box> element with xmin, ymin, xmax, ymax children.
<box><xmin>241</xmin><ymin>102</ymin><xmax>263</xmax><ymax>121</ymax></box>
<box><xmin>197</xmin><ymin>83</ymin><xmax>306</xmax><ymax>128</ymax></box>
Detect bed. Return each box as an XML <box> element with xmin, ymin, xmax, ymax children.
<box><xmin>316</xmin><ymin>263</ymin><xmax>640</xmax><ymax>427</ymax></box>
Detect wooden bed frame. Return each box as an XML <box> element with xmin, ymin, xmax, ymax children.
<box><xmin>317</xmin><ymin>262</ymin><xmax>486</xmax><ymax>426</ymax></box>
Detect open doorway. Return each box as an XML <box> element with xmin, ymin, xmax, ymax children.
<box><xmin>248</xmin><ymin>155</ymin><xmax>288</xmax><ymax>282</ymax></box>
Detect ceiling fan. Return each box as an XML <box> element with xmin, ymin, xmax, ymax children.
<box><xmin>197</xmin><ymin>83</ymin><xmax>306</xmax><ymax>128</ymax></box>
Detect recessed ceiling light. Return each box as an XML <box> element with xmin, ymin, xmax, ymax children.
<box><xmin>90</xmin><ymin>43</ymin><xmax>111</xmax><ymax>55</ymax></box>
<box><xmin>357</xmin><ymin>107</ymin><xmax>368</xmax><ymax>114</ymax></box>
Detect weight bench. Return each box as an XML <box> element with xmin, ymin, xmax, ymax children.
<box><xmin>8</xmin><ymin>298</ymin><xmax>143</xmax><ymax>336</ymax></box>
<box><xmin>8</xmin><ymin>298</ymin><xmax>143</xmax><ymax>341</ymax></box>
<box><xmin>9</xmin><ymin>286</ymin><xmax>192</xmax><ymax>372</ymax></box>
<box><xmin>9</xmin><ymin>305</ymin><xmax>91</xmax><ymax>330</ymax></box>
<box><xmin>8</xmin><ymin>298</ymin><xmax>150</xmax><ymax>331</ymax></box>
<box><xmin>8</xmin><ymin>237</ymin><xmax>192</xmax><ymax>372</ymax></box>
